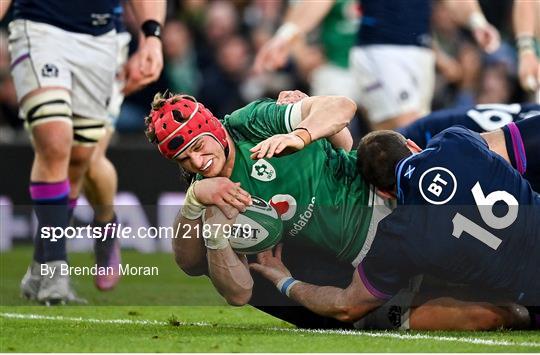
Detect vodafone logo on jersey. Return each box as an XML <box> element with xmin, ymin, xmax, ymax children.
<box><xmin>269</xmin><ymin>194</ymin><xmax>297</xmax><ymax>221</ymax></box>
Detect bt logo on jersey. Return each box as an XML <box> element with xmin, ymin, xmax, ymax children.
<box><xmin>419</xmin><ymin>167</ymin><xmax>457</xmax><ymax>205</ymax></box>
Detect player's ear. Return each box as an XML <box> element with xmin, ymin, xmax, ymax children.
<box><xmin>376</xmin><ymin>189</ymin><xmax>396</xmax><ymax>200</ymax></box>
<box><xmin>406</xmin><ymin>139</ymin><xmax>422</xmax><ymax>153</ymax></box>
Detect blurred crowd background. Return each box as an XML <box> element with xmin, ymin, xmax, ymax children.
<box><xmin>0</xmin><ymin>0</ymin><xmax>529</xmax><ymax>138</ymax></box>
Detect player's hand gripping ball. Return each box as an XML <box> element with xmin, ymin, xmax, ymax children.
<box><xmin>229</xmin><ymin>196</ymin><xmax>283</xmax><ymax>254</ymax></box>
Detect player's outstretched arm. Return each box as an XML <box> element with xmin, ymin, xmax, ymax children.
<box><xmin>252</xmin><ymin>0</ymin><xmax>335</xmax><ymax>74</ymax></box>
<box><xmin>513</xmin><ymin>0</ymin><xmax>539</xmax><ymax>92</ymax></box>
<box><xmin>204</xmin><ymin>207</ymin><xmax>253</xmax><ymax>306</ymax></box>
<box><xmin>173</xmin><ymin>212</ymin><xmax>207</xmax><ymax>276</ymax></box>
<box><xmin>173</xmin><ymin>179</ymin><xmax>252</xmax><ymax>276</ymax></box>
<box><xmin>443</xmin><ymin>0</ymin><xmax>500</xmax><ymax>53</ymax></box>
<box><xmin>250</xmin><ymin>245</ymin><xmax>383</xmax><ymax>322</ymax></box>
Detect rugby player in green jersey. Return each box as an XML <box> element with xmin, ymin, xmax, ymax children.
<box><xmin>144</xmin><ymin>92</ymin><xmax>528</xmax><ymax>330</ymax></box>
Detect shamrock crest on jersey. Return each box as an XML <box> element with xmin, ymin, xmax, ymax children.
<box><xmin>251</xmin><ymin>159</ymin><xmax>276</xmax><ymax>182</ymax></box>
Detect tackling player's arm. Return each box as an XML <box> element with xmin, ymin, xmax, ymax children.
<box><xmin>481</xmin><ymin>116</ymin><xmax>540</xmax><ymax>188</ymax></box>
<box><xmin>250</xmin><ymin>245</ymin><xmax>384</xmax><ymax>322</ymax></box>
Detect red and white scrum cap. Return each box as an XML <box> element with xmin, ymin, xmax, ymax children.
<box><xmin>146</xmin><ymin>95</ymin><xmax>228</xmax><ymax>160</ymax></box>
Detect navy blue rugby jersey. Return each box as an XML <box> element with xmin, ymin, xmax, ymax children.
<box><xmin>360</xmin><ymin>126</ymin><xmax>540</xmax><ymax>304</ymax></box>
<box><xmin>398</xmin><ymin>103</ymin><xmax>540</xmax><ymax>149</ymax></box>
<box><xmin>357</xmin><ymin>0</ymin><xmax>432</xmax><ymax>47</ymax></box>
<box><xmin>13</xmin><ymin>0</ymin><xmax>117</xmax><ymax>36</ymax></box>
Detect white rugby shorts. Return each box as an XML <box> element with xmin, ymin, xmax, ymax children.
<box><xmin>310</xmin><ymin>62</ymin><xmax>361</xmax><ymax>103</ymax></box>
<box><xmin>350</xmin><ymin>44</ymin><xmax>435</xmax><ymax>123</ymax></box>
<box><xmin>8</xmin><ymin>19</ymin><xmax>117</xmax><ymax>123</ymax></box>
<box><xmin>107</xmin><ymin>31</ymin><xmax>132</xmax><ymax>125</ymax></box>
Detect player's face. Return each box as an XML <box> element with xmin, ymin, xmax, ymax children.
<box><xmin>176</xmin><ymin>136</ymin><xmax>226</xmax><ymax>177</ymax></box>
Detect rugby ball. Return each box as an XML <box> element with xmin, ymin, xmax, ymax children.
<box><xmin>229</xmin><ymin>196</ymin><xmax>283</xmax><ymax>254</ymax></box>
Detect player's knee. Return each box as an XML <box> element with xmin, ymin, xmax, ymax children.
<box><xmin>37</xmin><ymin>139</ymin><xmax>71</xmax><ymax>163</ymax></box>
<box><xmin>70</xmin><ymin>146</ymin><xmax>95</xmax><ymax>169</ymax></box>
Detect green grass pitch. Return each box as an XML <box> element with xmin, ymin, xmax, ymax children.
<box><xmin>1</xmin><ymin>247</ymin><xmax>539</xmax><ymax>352</ymax></box>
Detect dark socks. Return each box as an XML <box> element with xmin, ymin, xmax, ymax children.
<box><xmin>30</xmin><ymin>180</ymin><xmax>70</xmax><ymax>263</ymax></box>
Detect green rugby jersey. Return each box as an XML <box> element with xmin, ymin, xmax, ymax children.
<box><xmin>205</xmin><ymin>99</ymin><xmax>374</xmax><ymax>264</ymax></box>
<box><xmin>320</xmin><ymin>0</ymin><xmax>358</xmax><ymax>68</ymax></box>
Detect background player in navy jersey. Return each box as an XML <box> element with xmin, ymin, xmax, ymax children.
<box><xmin>397</xmin><ymin>103</ymin><xmax>540</xmax><ymax>191</ymax></box>
<box><xmin>356</xmin><ymin>123</ymin><xmax>540</xmax><ymax>303</ymax></box>
<box><xmin>254</xmin><ymin>0</ymin><xmax>499</xmax><ymax>130</ymax></box>
<box><xmin>2</xmin><ymin>0</ymin><xmax>165</xmax><ymax>304</ymax></box>
<box><xmin>250</xmin><ymin>115</ymin><xmax>540</xmax><ymax>329</ymax></box>
<box><xmin>281</xmin><ymin>90</ymin><xmax>540</xmax><ymax>190</ymax></box>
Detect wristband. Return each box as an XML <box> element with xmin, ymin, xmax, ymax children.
<box><xmin>181</xmin><ymin>181</ymin><xmax>205</xmax><ymax>220</ymax></box>
<box><xmin>275</xmin><ymin>22</ymin><xmax>300</xmax><ymax>41</ymax></box>
<box><xmin>141</xmin><ymin>20</ymin><xmax>162</xmax><ymax>40</ymax></box>
<box><xmin>293</xmin><ymin>127</ymin><xmax>312</xmax><ymax>147</ymax></box>
<box><xmin>468</xmin><ymin>12</ymin><xmax>488</xmax><ymax>30</ymax></box>
<box><xmin>276</xmin><ymin>276</ymin><xmax>299</xmax><ymax>297</ymax></box>
<box><xmin>516</xmin><ymin>35</ymin><xmax>536</xmax><ymax>54</ymax></box>
<box><xmin>202</xmin><ymin>216</ymin><xmax>230</xmax><ymax>250</ymax></box>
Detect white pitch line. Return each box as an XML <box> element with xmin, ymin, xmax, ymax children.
<box><xmin>1</xmin><ymin>312</ymin><xmax>539</xmax><ymax>348</ymax></box>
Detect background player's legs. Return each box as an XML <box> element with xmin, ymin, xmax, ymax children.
<box><xmin>68</xmin><ymin>145</ymin><xmax>96</xmax><ymax>201</ymax></box>
<box><xmin>20</xmin><ymin>88</ymin><xmax>74</xmax><ymax>304</ymax></box>
<box><xmin>30</xmin><ymin>109</ymin><xmax>72</xmax><ymax>265</ymax></box>
<box><xmin>84</xmin><ymin>128</ymin><xmax>117</xmax><ymax>223</ymax></box>
<box><xmin>83</xmin><ymin>128</ymin><xmax>122</xmax><ymax>291</ymax></box>
<box><xmin>80</xmin><ymin>30</ymin><xmax>131</xmax><ymax>291</ymax></box>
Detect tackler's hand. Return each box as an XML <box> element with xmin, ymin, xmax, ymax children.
<box><xmin>249</xmin><ymin>244</ymin><xmax>291</xmax><ymax>285</ymax></box>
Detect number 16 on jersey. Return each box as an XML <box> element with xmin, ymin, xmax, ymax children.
<box><xmin>452</xmin><ymin>182</ymin><xmax>519</xmax><ymax>250</ymax></box>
